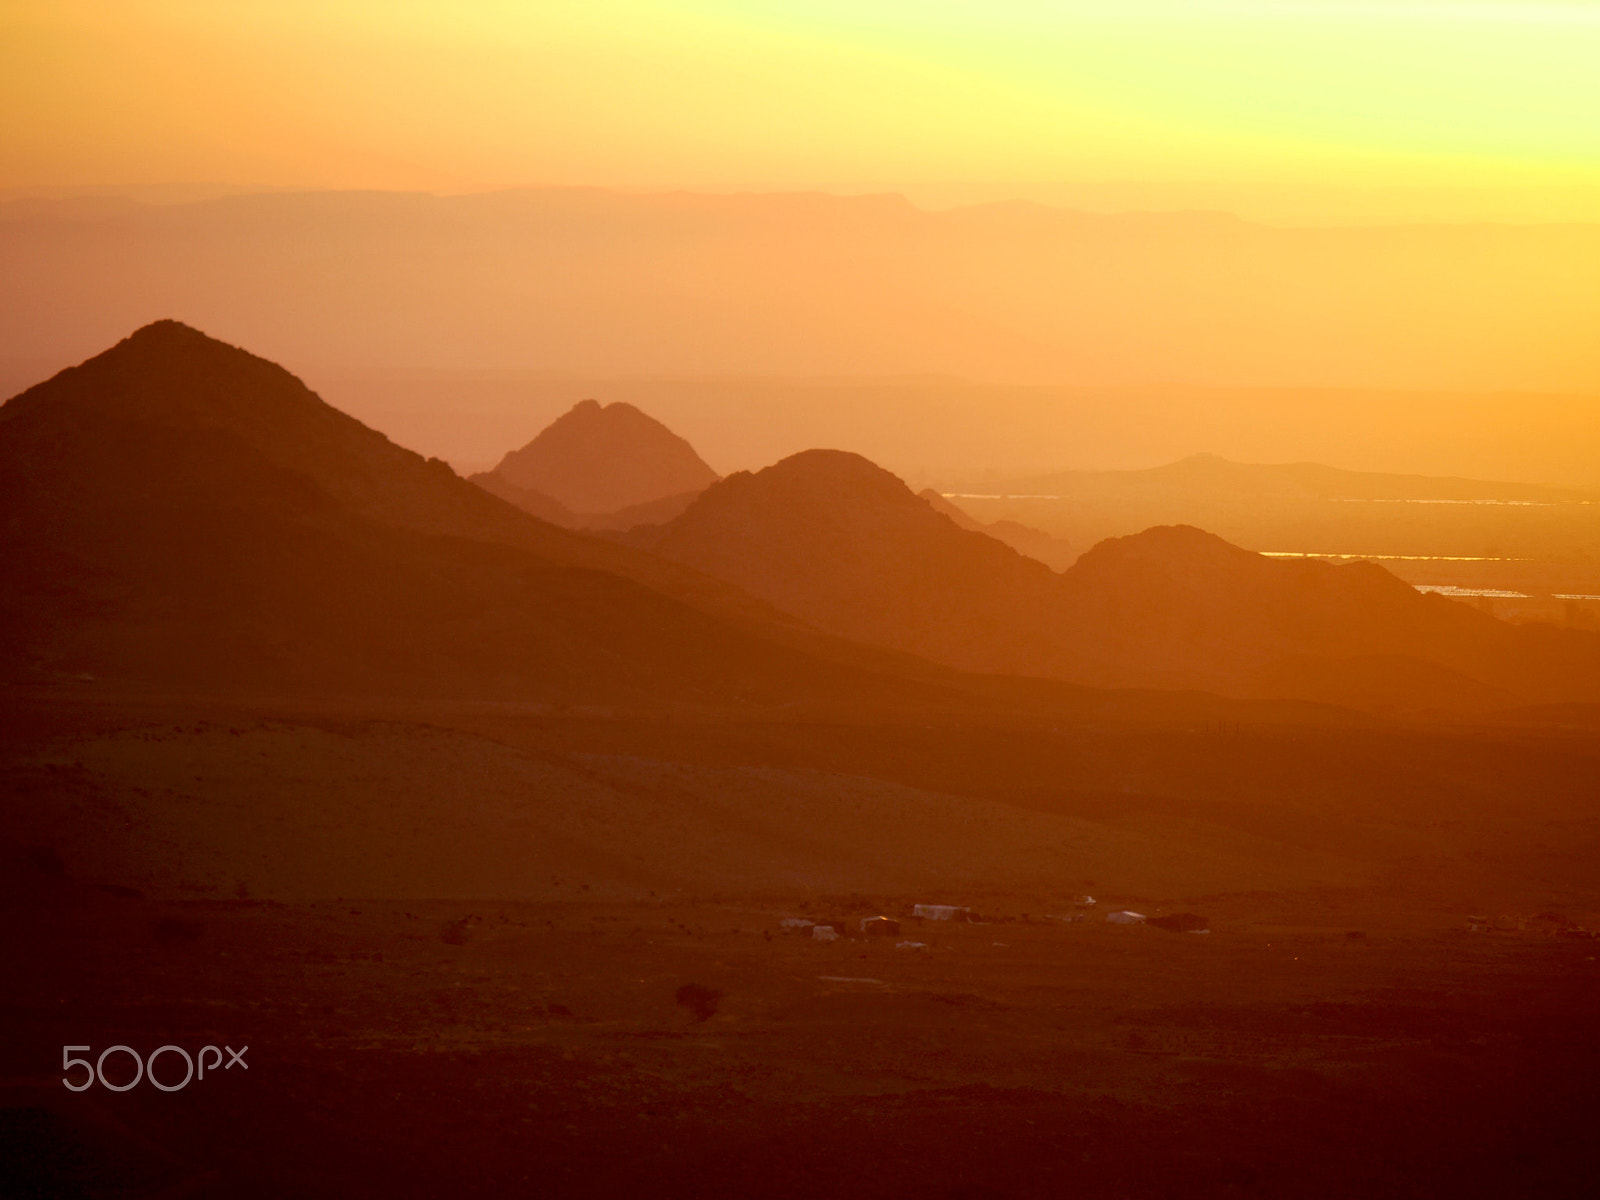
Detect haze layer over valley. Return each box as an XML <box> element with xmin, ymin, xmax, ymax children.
<box><xmin>4</xmin><ymin>187</ymin><xmax>1598</xmax><ymax>491</ymax></box>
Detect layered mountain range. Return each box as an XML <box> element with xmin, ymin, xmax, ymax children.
<box><xmin>6</xmin><ymin>188</ymin><xmax>1598</xmax><ymax>395</ymax></box>
<box><xmin>6</xmin><ymin>321</ymin><xmax>1599</xmax><ymax>718</ymax></box>
<box><xmin>624</xmin><ymin>450</ymin><xmax>1600</xmax><ymax>714</ymax></box>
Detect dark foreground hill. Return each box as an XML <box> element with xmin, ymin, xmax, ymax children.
<box><xmin>0</xmin><ymin>322</ymin><xmax>952</xmax><ymax>705</ymax></box>
<box><xmin>629</xmin><ymin>450</ymin><xmax>1600</xmax><ymax>714</ymax></box>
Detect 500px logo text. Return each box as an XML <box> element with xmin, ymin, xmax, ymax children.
<box><xmin>62</xmin><ymin>1044</ymin><xmax>248</xmax><ymax>1092</ymax></box>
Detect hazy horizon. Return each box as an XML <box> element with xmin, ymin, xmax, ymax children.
<box><xmin>5</xmin><ymin>182</ymin><xmax>1598</xmax><ymax>491</ymax></box>
<box><xmin>10</xmin><ymin>177</ymin><xmax>1600</xmax><ymax>227</ymax></box>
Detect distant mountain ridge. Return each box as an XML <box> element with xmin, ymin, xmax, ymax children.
<box><xmin>13</xmin><ymin>322</ymin><xmax>1599</xmax><ymax>718</ymax></box>
<box><xmin>969</xmin><ymin>454</ymin><xmax>1594</xmax><ymax>503</ymax></box>
<box><xmin>5</xmin><ymin>187</ymin><xmax>1598</xmax><ymax>397</ymax></box>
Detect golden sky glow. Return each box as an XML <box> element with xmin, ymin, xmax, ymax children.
<box><xmin>4</xmin><ymin>1</ymin><xmax>1600</xmax><ymax>218</ymax></box>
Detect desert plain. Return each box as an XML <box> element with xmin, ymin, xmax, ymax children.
<box><xmin>6</xmin><ymin>683</ymin><xmax>1600</xmax><ymax>1198</ymax></box>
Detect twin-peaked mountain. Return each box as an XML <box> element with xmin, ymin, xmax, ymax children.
<box><xmin>624</xmin><ymin>450</ymin><xmax>1600</xmax><ymax>714</ymax></box>
<box><xmin>475</xmin><ymin>398</ymin><xmax>718</xmax><ymax>519</ymax></box>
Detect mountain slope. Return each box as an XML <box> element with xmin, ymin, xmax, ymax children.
<box><xmin>469</xmin><ymin>470</ymin><xmax>578</xmax><ymax>526</ymax></box>
<box><xmin>919</xmin><ymin>488</ymin><xmax>1075</xmax><ymax>571</ymax></box>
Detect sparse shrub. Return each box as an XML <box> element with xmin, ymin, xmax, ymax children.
<box><xmin>674</xmin><ymin>982</ymin><xmax>721</xmax><ymax>1022</ymax></box>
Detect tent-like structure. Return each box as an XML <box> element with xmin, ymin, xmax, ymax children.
<box><xmin>1105</xmin><ymin>910</ymin><xmax>1146</xmax><ymax>925</ymax></box>
<box><xmin>913</xmin><ymin>904</ymin><xmax>971</xmax><ymax>921</ymax></box>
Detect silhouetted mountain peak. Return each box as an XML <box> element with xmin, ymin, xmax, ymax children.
<box><xmin>126</xmin><ymin>317</ymin><xmax>204</xmax><ymax>343</ymax></box>
<box><xmin>84</xmin><ymin>318</ymin><xmax>262</xmax><ymax>373</ymax></box>
<box><xmin>1073</xmin><ymin>524</ymin><xmax>1251</xmax><ymax>571</ymax></box>
<box><xmin>1</xmin><ymin>318</ymin><xmax>357</xmax><ymax>450</ymax></box>
<box><xmin>489</xmin><ymin>398</ymin><xmax>718</xmax><ymax>513</ymax></box>
<box><xmin>709</xmin><ymin>450</ymin><xmax>922</xmax><ymax>513</ymax></box>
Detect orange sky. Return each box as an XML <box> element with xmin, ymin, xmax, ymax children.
<box><xmin>2</xmin><ymin>1</ymin><xmax>1597</xmax><ymax>478</ymax></box>
<box><xmin>5</xmin><ymin>1</ymin><xmax>1600</xmax><ymax>223</ymax></box>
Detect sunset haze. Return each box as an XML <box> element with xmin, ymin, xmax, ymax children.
<box><xmin>6</xmin><ymin>1</ymin><xmax>1600</xmax><ymax>215</ymax></box>
<box><xmin>7</xmin><ymin>7</ymin><xmax>1600</xmax><ymax>1197</ymax></box>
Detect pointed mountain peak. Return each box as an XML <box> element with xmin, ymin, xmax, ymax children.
<box><xmin>0</xmin><ymin>321</ymin><xmax>541</xmax><ymax>550</ymax></box>
<box><xmin>90</xmin><ymin>319</ymin><xmax>265</xmax><ymax>373</ymax></box>
<box><xmin>124</xmin><ymin>318</ymin><xmax>211</xmax><ymax>343</ymax></box>
<box><xmin>2</xmin><ymin>319</ymin><xmax>323</xmax><ymax>433</ymax></box>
